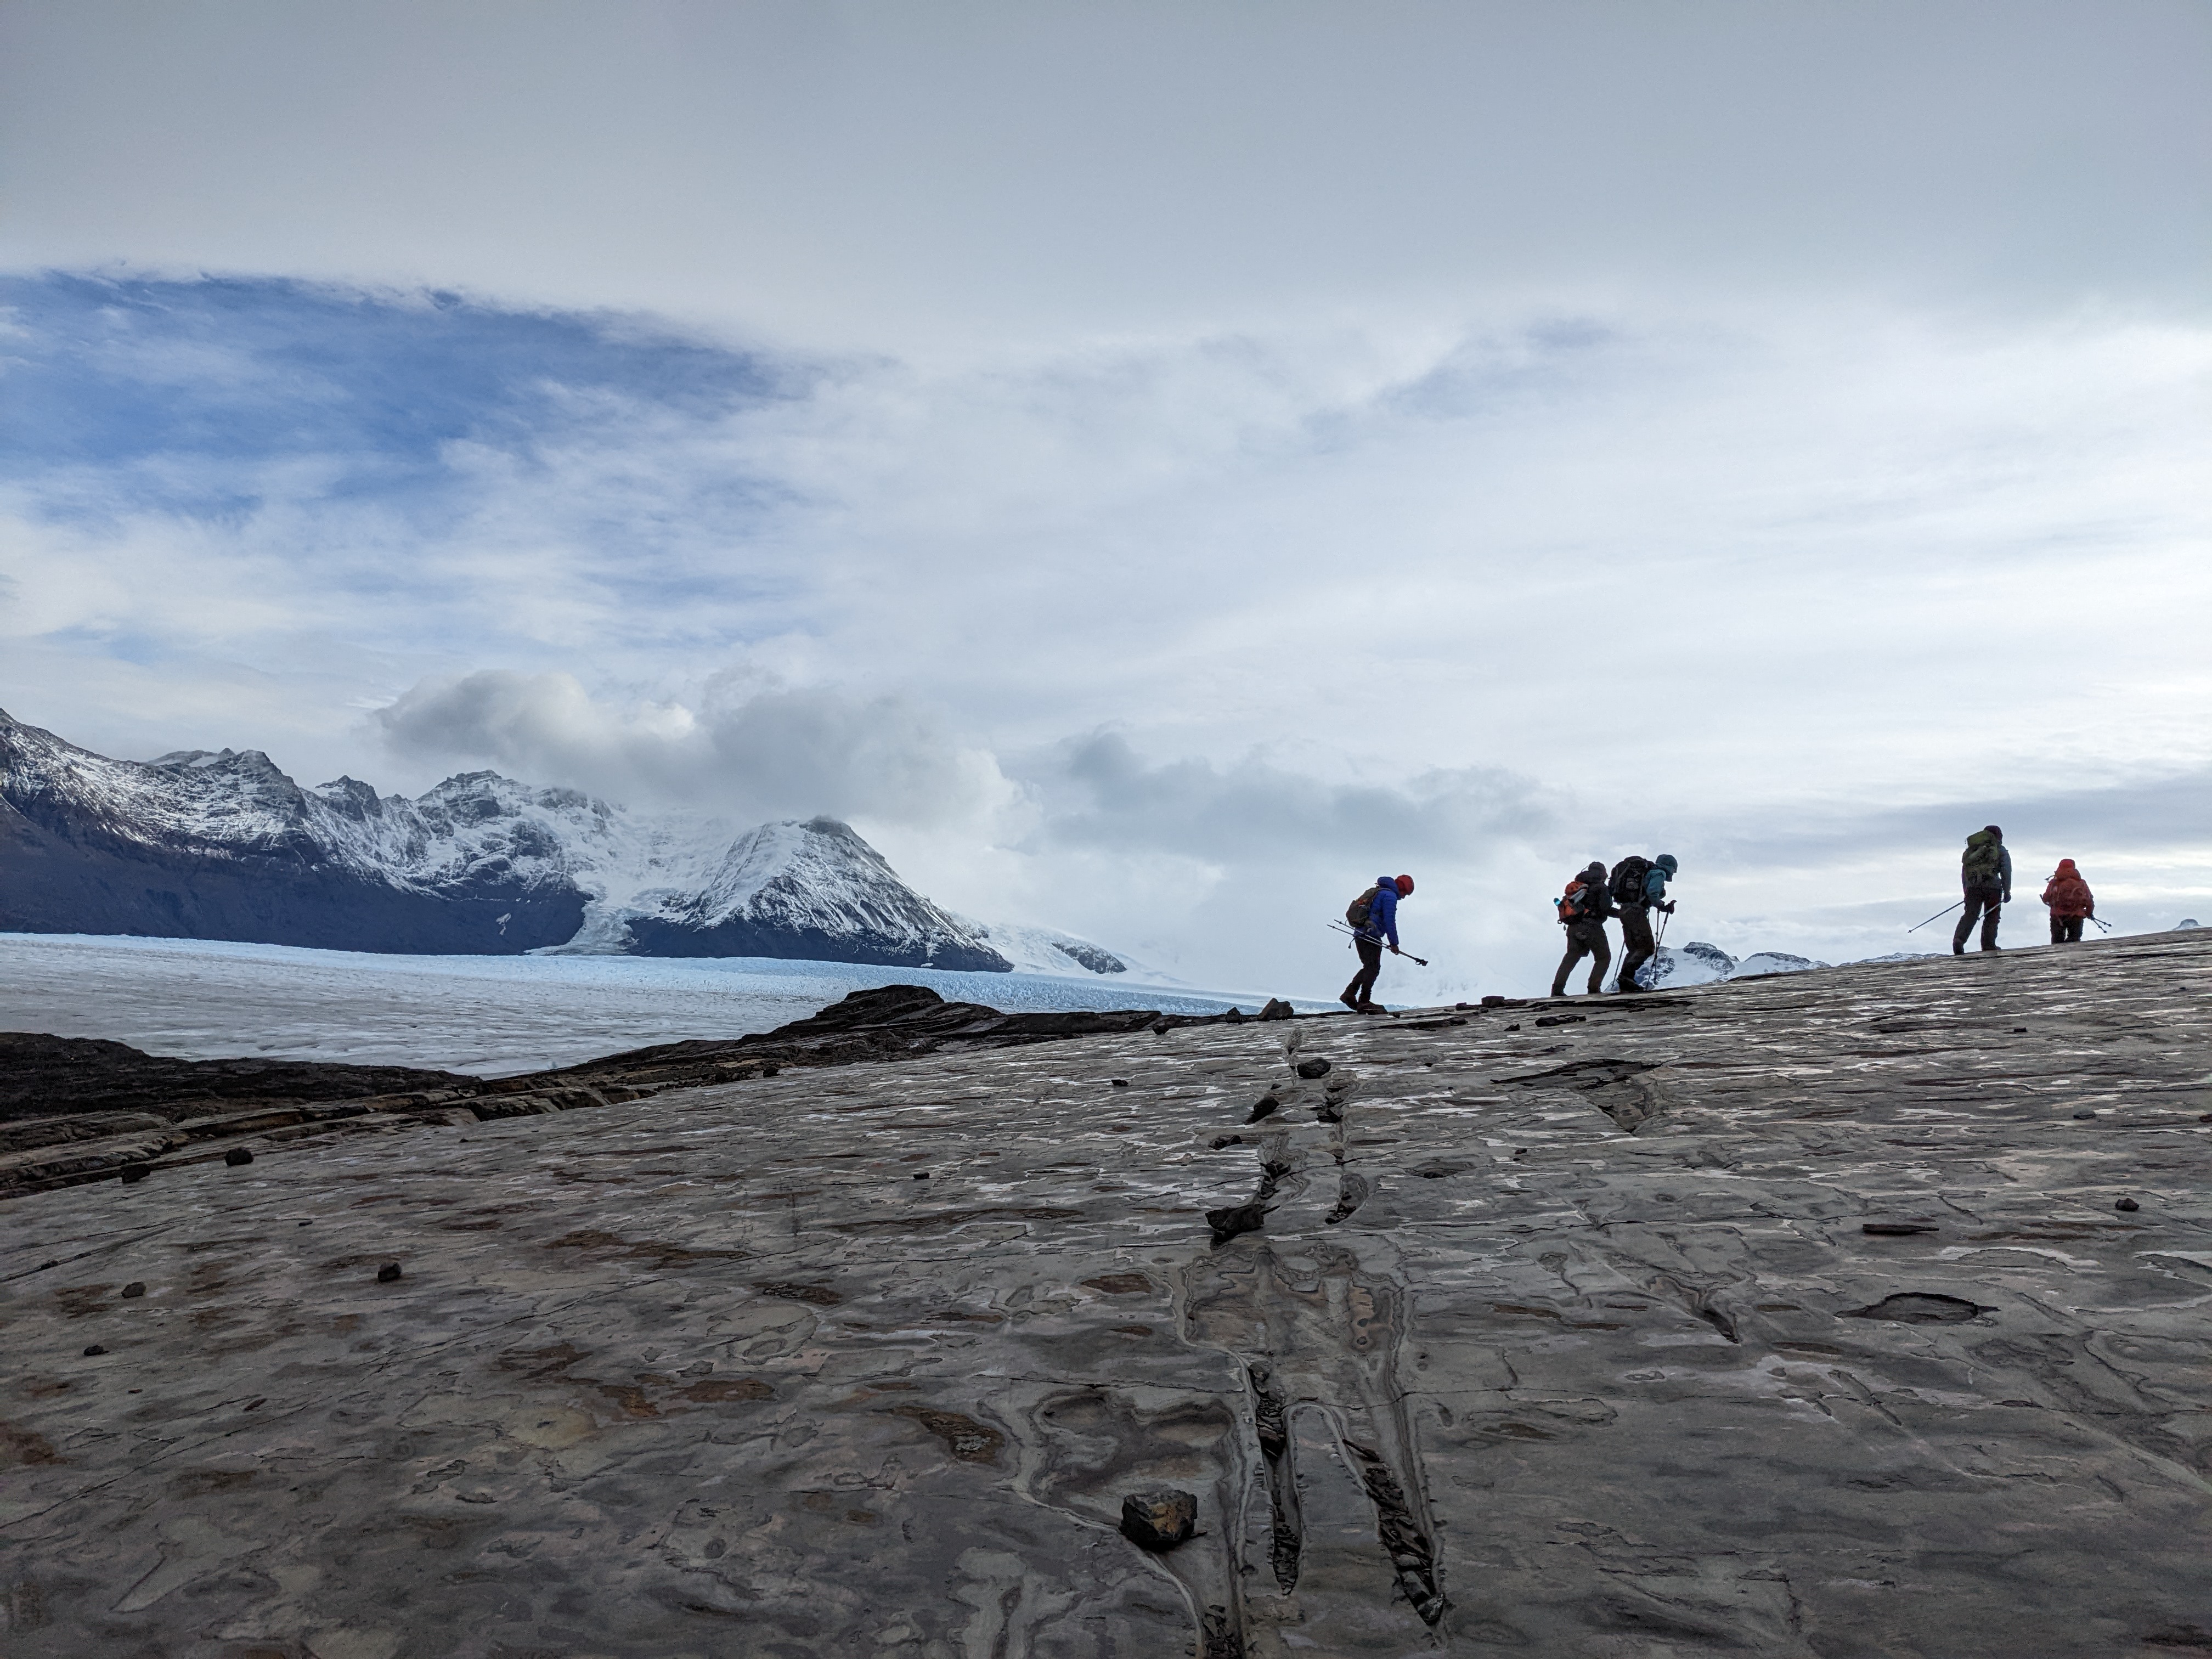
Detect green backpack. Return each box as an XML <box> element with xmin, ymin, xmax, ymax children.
<box><xmin>1961</xmin><ymin>832</ymin><xmax>2004</xmax><ymax>883</ymax></box>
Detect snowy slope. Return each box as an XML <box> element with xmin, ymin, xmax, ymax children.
<box><xmin>0</xmin><ymin>708</ymin><xmax>1012</xmax><ymax>968</ymax></box>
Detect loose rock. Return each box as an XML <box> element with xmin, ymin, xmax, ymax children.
<box><xmin>2117</xmin><ymin>1197</ymin><xmax>2141</xmax><ymax>1211</ymax></box>
<box><xmin>1294</xmin><ymin>1058</ymin><xmax>1331</xmax><ymax>1080</ymax></box>
<box><xmin>1205</xmin><ymin>1201</ymin><xmax>1266</xmax><ymax>1244</ymax></box>
<box><xmin>1245</xmin><ymin>1096</ymin><xmax>1280</xmax><ymax>1125</ymax></box>
<box><xmin>376</xmin><ymin>1262</ymin><xmax>403</xmax><ymax>1283</ymax></box>
<box><xmin>82</xmin><ymin>1344</ymin><xmax>106</xmax><ymax>1356</ymax></box>
<box><xmin>119</xmin><ymin>1281</ymin><xmax>145</xmax><ymax>1298</ymax></box>
<box><xmin>1257</xmin><ymin>998</ymin><xmax>1295</xmax><ymax>1022</ymax></box>
<box><xmin>1119</xmin><ymin>1487</ymin><xmax>1198</xmax><ymax>1551</ymax></box>
<box><xmin>224</xmin><ymin>1147</ymin><xmax>254</xmax><ymax>1166</ymax></box>
<box><xmin>119</xmin><ymin>1165</ymin><xmax>149</xmax><ymax>1184</ymax></box>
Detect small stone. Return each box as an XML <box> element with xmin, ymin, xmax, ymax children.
<box><xmin>1504</xmin><ymin>1023</ymin><xmax>1521</xmax><ymax>1032</ymax></box>
<box><xmin>298</xmin><ymin>1219</ymin><xmax>313</xmax><ymax>1226</ymax></box>
<box><xmin>1481</xmin><ymin>994</ymin><xmax>1509</xmax><ymax>1006</ymax></box>
<box><xmin>2116</xmin><ymin>1197</ymin><xmax>2140</xmax><ymax>1212</ymax></box>
<box><xmin>120</xmin><ymin>1282</ymin><xmax>145</xmax><ymax>1299</ymax></box>
<box><xmin>1257</xmin><ymin>998</ymin><xmax>1295</xmax><ymax>1022</ymax></box>
<box><xmin>2012</xmin><ymin>1026</ymin><xmax>2027</xmax><ymax>1033</ymax></box>
<box><xmin>376</xmin><ymin>1263</ymin><xmax>403</xmax><ymax>1283</ymax></box>
<box><xmin>1210</xmin><ymin>1135</ymin><xmax>1243</xmax><ymax>1150</ymax></box>
<box><xmin>1455</xmin><ymin>1001</ymin><xmax>1472</xmax><ymax>1010</ymax></box>
<box><xmin>761</xmin><ymin>1063</ymin><xmax>781</xmax><ymax>1077</ymax></box>
<box><xmin>1294</xmin><ymin>1058</ymin><xmax>1331</xmax><ymax>1080</ymax></box>
<box><xmin>119</xmin><ymin>1165</ymin><xmax>149</xmax><ymax>1184</ymax></box>
<box><xmin>1534</xmin><ymin>1014</ymin><xmax>1585</xmax><ymax>1029</ymax></box>
<box><xmin>223</xmin><ymin>1147</ymin><xmax>254</xmax><ymax>1166</ymax></box>
<box><xmin>2072</xmin><ymin>1110</ymin><xmax>2097</xmax><ymax>1120</ymax></box>
<box><xmin>1205</xmin><ymin>1202</ymin><xmax>1267</xmax><ymax>1244</ymax></box>
<box><xmin>38</xmin><ymin>1260</ymin><xmax>57</xmax><ymax>1271</ymax></box>
<box><xmin>1110</xmin><ymin>1078</ymin><xmax>1130</xmax><ymax>1087</ymax></box>
<box><xmin>1119</xmin><ymin>1487</ymin><xmax>1198</xmax><ymax>1551</ymax></box>
<box><xmin>913</xmin><ymin>1171</ymin><xmax>930</xmax><ymax>1180</ymax></box>
<box><xmin>1244</xmin><ymin>1096</ymin><xmax>1280</xmax><ymax>1125</ymax></box>
<box><xmin>82</xmin><ymin>1345</ymin><xmax>107</xmax><ymax>1357</ymax></box>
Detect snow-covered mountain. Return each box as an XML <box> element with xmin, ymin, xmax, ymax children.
<box><xmin>0</xmin><ymin>709</ymin><xmax>1013</xmax><ymax>969</ymax></box>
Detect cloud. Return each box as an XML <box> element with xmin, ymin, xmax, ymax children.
<box><xmin>1021</xmin><ymin>730</ymin><xmax>1555</xmax><ymax>864</ymax></box>
<box><xmin>374</xmin><ymin>668</ymin><xmax>1010</xmax><ymax>828</ymax></box>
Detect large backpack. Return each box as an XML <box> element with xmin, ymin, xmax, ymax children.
<box><xmin>1961</xmin><ymin>833</ymin><xmax>2004</xmax><ymax>884</ymax></box>
<box><xmin>1608</xmin><ymin>855</ymin><xmax>1652</xmax><ymax>906</ymax></box>
<box><xmin>1346</xmin><ymin>885</ymin><xmax>1380</xmax><ymax>930</ymax></box>
<box><xmin>1555</xmin><ymin>880</ymin><xmax>1593</xmax><ymax>924</ymax></box>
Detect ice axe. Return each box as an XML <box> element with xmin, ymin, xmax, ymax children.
<box><xmin>1328</xmin><ymin>922</ymin><xmax>1428</xmax><ymax>967</ymax></box>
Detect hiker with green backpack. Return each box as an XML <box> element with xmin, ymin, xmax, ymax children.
<box><xmin>1953</xmin><ymin>825</ymin><xmax>2013</xmax><ymax>953</ymax></box>
<box><xmin>1340</xmin><ymin>874</ymin><xmax>1415</xmax><ymax>1013</ymax></box>
<box><xmin>1549</xmin><ymin>861</ymin><xmax>1615</xmax><ymax>997</ymax></box>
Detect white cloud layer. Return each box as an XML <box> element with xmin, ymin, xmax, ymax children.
<box><xmin>2</xmin><ymin>6</ymin><xmax>2207</xmax><ymax>996</ymax></box>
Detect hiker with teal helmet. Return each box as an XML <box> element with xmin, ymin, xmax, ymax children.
<box><xmin>1611</xmin><ymin>853</ymin><xmax>1680</xmax><ymax>992</ymax></box>
<box><xmin>1953</xmin><ymin>826</ymin><xmax>2012</xmax><ymax>953</ymax></box>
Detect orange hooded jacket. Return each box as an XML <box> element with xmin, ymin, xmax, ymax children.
<box><xmin>2041</xmin><ymin>860</ymin><xmax>2094</xmax><ymax>919</ymax></box>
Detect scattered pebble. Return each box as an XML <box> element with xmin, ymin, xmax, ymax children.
<box><xmin>376</xmin><ymin>1263</ymin><xmax>403</xmax><ymax>1283</ymax></box>
<box><xmin>1244</xmin><ymin>1096</ymin><xmax>1280</xmax><ymax>1125</ymax></box>
<box><xmin>82</xmin><ymin>1345</ymin><xmax>107</xmax><ymax>1357</ymax></box>
<box><xmin>1294</xmin><ymin>1058</ymin><xmax>1331</xmax><ymax>1080</ymax></box>
<box><xmin>120</xmin><ymin>1165</ymin><xmax>149</xmax><ymax>1184</ymax></box>
<box><xmin>224</xmin><ymin>1147</ymin><xmax>254</xmax><ymax>1166</ymax></box>
<box><xmin>120</xmin><ymin>1282</ymin><xmax>145</xmax><ymax>1299</ymax></box>
<box><xmin>1110</xmin><ymin>1078</ymin><xmax>1129</xmax><ymax>1087</ymax></box>
<box><xmin>2116</xmin><ymin>1197</ymin><xmax>2141</xmax><ymax>1212</ymax></box>
<box><xmin>912</xmin><ymin>1171</ymin><xmax>930</xmax><ymax>1180</ymax></box>
<box><xmin>1119</xmin><ymin>1487</ymin><xmax>1198</xmax><ymax>1551</ymax></box>
<box><xmin>2073</xmin><ymin>1110</ymin><xmax>2097</xmax><ymax>1120</ymax></box>
<box><xmin>1204</xmin><ymin>1201</ymin><xmax>1267</xmax><ymax>1244</ymax></box>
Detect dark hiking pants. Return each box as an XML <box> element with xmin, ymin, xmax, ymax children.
<box><xmin>1344</xmin><ymin>937</ymin><xmax>1384</xmax><ymax>1005</ymax></box>
<box><xmin>1953</xmin><ymin>885</ymin><xmax>2005</xmax><ymax>952</ymax></box>
<box><xmin>2050</xmin><ymin>916</ymin><xmax>2085</xmax><ymax>945</ymax></box>
<box><xmin>1551</xmin><ymin>919</ymin><xmax>1610</xmax><ymax>997</ymax></box>
<box><xmin>1616</xmin><ymin>904</ymin><xmax>1656</xmax><ymax>990</ymax></box>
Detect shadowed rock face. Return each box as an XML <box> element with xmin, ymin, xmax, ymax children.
<box><xmin>2</xmin><ymin>933</ymin><xmax>2209</xmax><ymax>1656</ymax></box>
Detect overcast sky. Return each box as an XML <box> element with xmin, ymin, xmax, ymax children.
<box><xmin>4</xmin><ymin>2</ymin><xmax>2209</xmax><ymax>998</ymax></box>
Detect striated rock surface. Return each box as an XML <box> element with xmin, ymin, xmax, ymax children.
<box><xmin>2</xmin><ymin>933</ymin><xmax>2210</xmax><ymax>1656</ymax></box>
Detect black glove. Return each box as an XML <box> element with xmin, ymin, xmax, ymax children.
<box><xmin>1661</xmin><ymin>901</ymin><xmax>1677</xmax><ymax>914</ymax></box>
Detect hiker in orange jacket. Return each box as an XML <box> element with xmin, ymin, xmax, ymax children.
<box><xmin>2041</xmin><ymin>859</ymin><xmax>2095</xmax><ymax>945</ymax></box>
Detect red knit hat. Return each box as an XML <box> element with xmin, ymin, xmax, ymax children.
<box><xmin>1395</xmin><ymin>874</ymin><xmax>1414</xmax><ymax>895</ymax></box>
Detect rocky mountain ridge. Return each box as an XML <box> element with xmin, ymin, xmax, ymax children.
<box><xmin>0</xmin><ymin>709</ymin><xmax>1125</xmax><ymax>973</ymax></box>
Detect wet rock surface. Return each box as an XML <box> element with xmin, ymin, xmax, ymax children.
<box><xmin>2</xmin><ymin>933</ymin><xmax>2210</xmax><ymax>1656</ymax></box>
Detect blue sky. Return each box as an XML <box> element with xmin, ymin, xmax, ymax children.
<box><xmin>3</xmin><ymin>3</ymin><xmax>2208</xmax><ymax>996</ymax></box>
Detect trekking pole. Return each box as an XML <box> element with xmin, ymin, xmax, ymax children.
<box><xmin>1905</xmin><ymin>900</ymin><xmax>1964</xmax><ymax>934</ymax></box>
<box><xmin>2089</xmin><ymin>916</ymin><xmax>2113</xmax><ymax>933</ymax></box>
<box><xmin>1326</xmin><ymin>922</ymin><xmax>1428</xmax><ymax>967</ymax></box>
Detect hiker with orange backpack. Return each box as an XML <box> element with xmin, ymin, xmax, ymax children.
<box><xmin>1549</xmin><ymin>861</ymin><xmax>1614</xmax><ymax>997</ymax></box>
<box><xmin>1340</xmin><ymin>874</ymin><xmax>1415</xmax><ymax>1013</ymax></box>
<box><xmin>2041</xmin><ymin>859</ymin><xmax>2095</xmax><ymax>944</ymax></box>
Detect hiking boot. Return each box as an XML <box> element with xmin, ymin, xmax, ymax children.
<box><xmin>1356</xmin><ymin>1001</ymin><xmax>1389</xmax><ymax>1015</ymax></box>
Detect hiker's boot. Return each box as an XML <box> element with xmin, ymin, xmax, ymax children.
<box><xmin>1339</xmin><ymin>991</ymin><xmax>1361</xmax><ymax>1012</ymax></box>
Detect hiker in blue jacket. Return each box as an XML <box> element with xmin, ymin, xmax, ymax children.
<box><xmin>1613</xmin><ymin>854</ymin><xmax>1680</xmax><ymax>992</ymax></box>
<box><xmin>1341</xmin><ymin>874</ymin><xmax>1414</xmax><ymax>1013</ymax></box>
